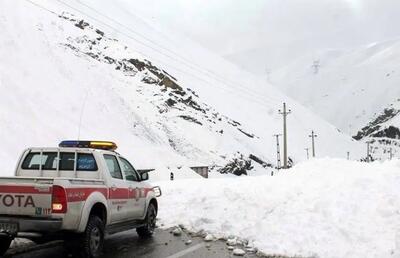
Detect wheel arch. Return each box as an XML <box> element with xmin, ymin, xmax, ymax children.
<box><xmin>77</xmin><ymin>192</ymin><xmax>109</xmax><ymax>232</ymax></box>
<box><xmin>148</xmin><ymin>198</ymin><xmax>158</xmax><ymax>214</ymax></box>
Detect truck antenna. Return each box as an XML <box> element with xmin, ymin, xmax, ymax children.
<box><xmin>77</xmin><ymin>90</ymin><xmax>89</xmax><ymax>141</ymax></box>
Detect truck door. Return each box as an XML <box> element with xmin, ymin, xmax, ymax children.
<box><xmin>103</xmin><ymin>154</ymin><xmax>129</xmax><ymax>223</ymax></box>
<box><xmin>118</xmin><ymin>157</ymin><xmax>146</xmax><ymax>219</ymax></box>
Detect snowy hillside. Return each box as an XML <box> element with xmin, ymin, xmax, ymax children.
<box><xmin>272</xmin><ymin>38</ymin><xmax>400</xmax><ymax>136</ymax></box>
<box><xmin>353</xmin><ymin>99</ymin><xmax>400</xmax><ymax>160</ymax></box>
<box><xmin>0</xmin><ymin>0</ymin><xmax>362</xmax><ymax>175</ymax></box>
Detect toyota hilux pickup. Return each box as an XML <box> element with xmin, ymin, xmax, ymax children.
<box><xmin>0</xmin><ymin>140</ymin><xmax>161</xmax><ymax>258</ymax></box>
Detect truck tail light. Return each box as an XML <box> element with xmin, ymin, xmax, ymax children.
<box><xmin>52</xmin><ymin>185</ymin><xmax>67</xmax><ymax>213</ymax></box>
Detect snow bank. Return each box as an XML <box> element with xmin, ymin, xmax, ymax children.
<box><xmin>157</xmin><ymin>158</ymin><xmax>400</xmax><ymax>258</ymax></box>
<box><xmin>148</xmin><ymin>166</ymin><xmax>203</xmax><ymax>182</ymax></box>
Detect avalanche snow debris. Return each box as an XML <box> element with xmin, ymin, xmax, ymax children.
<box><xmin>157</xmin><ymin>158</ymin><xmax>400</xmax><ymax>258</ymax></box>
<box><xmin>204</xmin><ymin>234</ymin><xmax>214</xmax><ymax>242</ymax></box>
<box><xmin>232</xmin><ymin>248</ymin><xmax>246</xmax><ymax>256</ymax></box>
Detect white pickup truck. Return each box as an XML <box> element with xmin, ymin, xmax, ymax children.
<box><xmin>0</xmin><ymin>140</ymin><xmax>161</xmax><ymax>258</ymax></box>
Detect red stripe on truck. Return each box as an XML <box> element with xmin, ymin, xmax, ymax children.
<box><xmin>65</xmin><ymin>188</ymin><xmax>133</xmax><ymax>202</ymax></box>
<box><xmin>109</xmin><ymin>188</ymin><xmax>129</xmax><ymax>200</ymax></box>
<box><xmin>65</xmin><ymin>188</ymin><xmax>108</xmax><ymax>202</ymax></box>
<box><xmin>0</xmin><ymin>185</ymin><xmax>52</xmax><ymax>194</ymax></box>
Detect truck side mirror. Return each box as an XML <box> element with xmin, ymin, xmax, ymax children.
<box><xmin>140</xmin><ymin>172</ymin><xmax>149</xmax><ymax>181</ymax></box>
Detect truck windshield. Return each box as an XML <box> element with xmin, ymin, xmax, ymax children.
<box><xmin>22</xmin><ymin>152</ymin><xmax>98</xmax><ymax>171</ymax></box>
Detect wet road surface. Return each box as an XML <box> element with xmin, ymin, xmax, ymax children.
<box><xmin>4</xmin><ymin>229</ymin><xmax>261</xmax><ymax>258</ymax></box>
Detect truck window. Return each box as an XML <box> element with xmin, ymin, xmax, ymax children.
<box><xmin>59</xmin><ymin>153</ymin><xmax>98</xmax><ymax>171</ymax></box>
<box><xmin>22</xmin><ymin>152</ymin><xmax>57</xmax><ymax>170</ymax></box>
<box><xmin>59</xmin><ymin>153</ymin><xmax>75</xmax><ymax>170</ymax></box>
<box><xmin>104</xmin><ymin>154</ymin><xmax>123</xmax><ymax>179</ymax></box>
<box><xmin>119</xmin><ymin>157</ymin><xmax>139</xmax><ymax>181</ymax></box>
<box><xmin>77</xmin><ymin>153</ymin><xmax>98</xmax><ymax>171</ymax></box>
<box><xmin>22</xmin><ymin>152</ymin><xmax>98</xmax><ymax>171</ymax></box>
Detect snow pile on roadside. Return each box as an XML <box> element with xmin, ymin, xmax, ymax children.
<box><xmin>157</xmin><ymin>158</ymin><xmax>400</xmax><ymax>258</ymax></box>
<box><xmin>148</xmin><ymin>166</ymin><xmax>203</xmax><ymax>182</ymax></box>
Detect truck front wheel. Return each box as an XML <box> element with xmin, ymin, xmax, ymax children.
<box><xmin>0</xmin><ymin>236</ymin><xmax>12</xmax><ymax>256</ymax></box>
<box><xmin>136</xmin><ymin>203</ymin><xmax>157</xmax><ymax>238</ymax></box>
<box><xmin>81</xmin><ymin>215</ymin><xmax>105</xmax><ymax>258</ymax></box>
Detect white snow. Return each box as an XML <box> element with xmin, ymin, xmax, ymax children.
<box><xmin>0</xmin><ymin>0</ymin><xmax>364</xmax><ymax>178</ymax></box>
<box><xmin>232</xmin><ymin>248</ymin><xmax>246</xmax><ymax>256</ymax></box>
<box><xmin>148</xmin><ymin>167</ymin><xmax>203</xmax><ymax>182</ymax></box>
<box><xmin>272</xmin><ymin>39</ymin><xmax>400</xmax><ymax>135</ymax></box>
<box><xmin>157</xmin><ymin>158</ymin><xmax>400</xmax><ymax>258</ymax></box>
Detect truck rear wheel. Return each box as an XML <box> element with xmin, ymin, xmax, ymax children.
<box><xmin>136</xmin><ymin>203</ymin><xmax>157</xmax><ymax>238</ymax></box>
<box><xmin>80</xmin><ymin>215</ymin><xmax>105</xmax><ymax>258</ymax></box>
<box><xmin>0</xmin><ymin>236</ymin><xmax>12</xmax><ymax>256</ymax></box>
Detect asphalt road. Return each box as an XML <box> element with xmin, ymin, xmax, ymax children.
<box><xmin>4</xmin><ymin>229</ymin><xmax>261</xmax><ymax>258</ymax></box>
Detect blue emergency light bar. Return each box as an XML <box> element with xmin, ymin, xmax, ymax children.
<box><xmin>59</xmin><ymin>140</ymin><xmax>118</xmax><ymax>151</ymax></box>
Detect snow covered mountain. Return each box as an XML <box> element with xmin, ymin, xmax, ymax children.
<box><xmin>272</xmin><ymin>38</ymin><xmax>400</xmax><ymax>158</ymax></box>
<box><xmin>0</xmin><ymin>0</ymin><xmax>363</xmax><ymax>175</ymax></box>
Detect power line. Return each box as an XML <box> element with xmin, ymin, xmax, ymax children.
<box><xmin>24</xmin><ymin>0</ymin><xmax>282</xmax><ymax>109</ymax></box>
<box><xmin>58</xmin><ymin>0</ymin><xmax>282</xmax><ymax>105</ymax></box>
<box><xmin>58</xmin><ymin>0</ymin><xmax>284</xmax><ymax>105</ymax></box>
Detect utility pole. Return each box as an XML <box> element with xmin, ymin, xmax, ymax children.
<box><xmin>389</xmin><ymin>148</ymin><xmax>393</xmax><ymax>160</ymax></box>
<box><xmin>305</xmin><ymin>148</ymin><xmax>310</xmax><ymax>160</ymax></box>
<box><xmin>279</xmin><ymin>103</ymin><xmax>291</xmax><ymax>169</ymax></box>
<box><xmin>347</xmin><ymin>151</ymin><xmax>350</xmax><ymax>160</ymax></box>
<box><xmin>273</xmin><ymin>134</ymin><xmax>282</xmax><ymax>170</ymax></box>
<box><xmin>366</xmin><ymin>142</ymin><xmax>371</xmax><ymax>162</ymax></box>
<box><xmin>312</xmin><ymin>60</ymin><xmax>320</xmax><ymax>74</ymax></box>
<box><xmin>309</xmin><ymin>130</ymin><xmax>318</xmax><ymax>158</ymax></box>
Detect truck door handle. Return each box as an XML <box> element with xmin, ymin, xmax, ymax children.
<box><xmin>128</xmin><ymin>187</ymin><xmax>133</xmax><ymax>192</ymax></box>
<box><xmin>111</xmin><ymin>185</ymin><xmax>117</xmax><ymax>191</ymax></box>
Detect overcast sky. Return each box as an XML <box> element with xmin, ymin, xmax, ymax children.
<box><xmin>120</xmin><ymin>0</ymin><xmax>400</xmax><ymax>74</ymax></box>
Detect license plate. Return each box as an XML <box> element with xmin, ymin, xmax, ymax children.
<box><xmin>0</xmin><ymin>222</ymin><xmax>18</xmax><ymax>235</ymax></box>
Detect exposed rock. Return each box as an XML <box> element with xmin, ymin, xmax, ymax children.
<box><xmin>165</xmin><ymin>98</ymin><xmax>177</xmax><ymax>107</ymax></box>
<box><xmin>237</xmin><ymin>128</ymin><xmax>255</xmax><ymax>138</ymax></box>
<box><xmin>179</xmin><ymin>115</ymin><xmax>202</xmax><ymax>125</ymax></box>
<box><xmin>354</xmin><ymin>108</ymin><xmax>400</xmax><ymax>140</ymax></box>
<box><xmin>249</xmin><ymin>154</ymin><xmax>272</xmax><ymax>168</ymax></box>
<box><xmin>219</xmin><ymin>154</ymin><xmax>253</xmax><ymax>176</ymax></box>
<box><xmin>372</xmin><ymin>126</ymin><xmax>400</xmax><ymax>139</ymax></box>
<box><xmin>75</xmin><ymin>20</ymin><xmax>89</xmax><ymax>30</ymax></box>
<box><xmin>95</xmin><ymin>29</ymin><xmax>104</xmax><ymax>37</ymax></box>
<box><xmin>172</xmin><ymin>228</ymin><xmax>182</xmax><ymax>236</ymax></box>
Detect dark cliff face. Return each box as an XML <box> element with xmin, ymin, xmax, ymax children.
<box><xmin>353</xmin><ymin>108</ymin><xmax>400</xmax><ymax>140</ymax></box>
<box><xmin>371</xmin><ymin>126</ymin><xmax>400</xmax><ymax>139</ymax></box>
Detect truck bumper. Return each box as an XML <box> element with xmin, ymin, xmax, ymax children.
<box><xmin>0</xmin><ymin>216</ymin><xmax>62</xmax><ymax>235</ymax></box>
